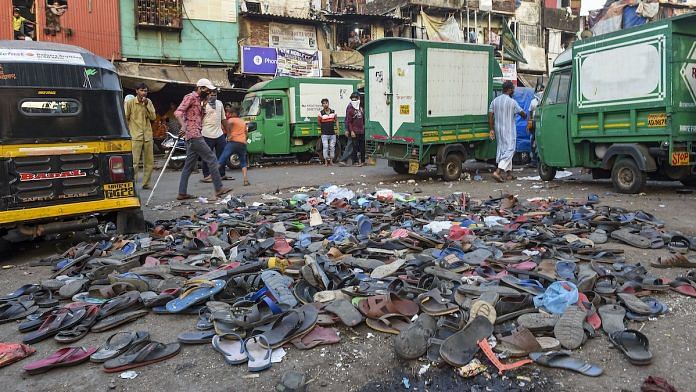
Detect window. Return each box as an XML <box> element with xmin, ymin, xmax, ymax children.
<box><xmin>240</xmin><ymin>96</ymin><xmax>260</xmax><ymax>116</ymax></box>
<box><xmin>136</xmin><ymin>0</ymin><xmax>182</xmax><ymax>29</ymax></box>
<box><xmin>518</xmin><ymin>24</ymin><xmax>539</xmax><ymax>47</ymax></box>
<box><xmin>263</xmin><ymin>98</ymin><xmax>283</xmax><ymax>118</ymax></box>
<box><xmin>543</xmin><ymin>71</ymin><xmax>571</xmax><ymax>105</ymax></box>
<box><xmin>19</xmin><ymin>99</ymin><xmax>80</xmax><ymax>116</ymax></box>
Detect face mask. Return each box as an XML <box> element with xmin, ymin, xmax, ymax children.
<box><xmin>199</xmin><ymin>90</ymin><xmax>210</xmax><ymax>99</ymax></box>
<box><xmin>350</xmin><ymin>100</ymin><xmax>360</xmax><ymax>109</ymax></box>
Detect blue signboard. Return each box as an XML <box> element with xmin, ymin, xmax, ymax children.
<box><xmin>241</xmin><ymin>46</ymin><xmax>278</xmax><ymax>75</ymax></box>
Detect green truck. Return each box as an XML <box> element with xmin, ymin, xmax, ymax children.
<box><xmin>536</xmin><ymin>14</ymin><xmax>696</xmax><ymax>193</ymax></box>
<box><xmin>359</xmin><ymin>38</ymin><xmax>502</xmax><ymax>181</ymax></box>
<box><xmin>237</xmin><ymin>77</ymin><xmax>360</xmax><ymax>166</ymax></box>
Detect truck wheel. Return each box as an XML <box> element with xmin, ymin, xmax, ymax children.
<box><xmin>296</xmin><ymin>152</ymin><xmax>314</xmax><ymax>163</ymax></box>
<box><xmin>169</xmin><ymin>159</ymin><xmax>184</xmax><ymax>170</ymax></box>
<box><xmin>680</xmin><ymin>177</ymin><xmax>696</xmax><ymax>187</ymax></box>
<box><xmin>441</xmin><ymin>154</ymin><xmax>462</xmax><ymax>181</ymax></box>
<box><xmin>392</xmin><ymin>161</ymin><xmax>409</xmax><ymax>174</ymax></box>
<box><xmin>538</xmin><ymin>163</ymin><xmax>557</xmax><ymax>181</ymax></box>
<box><xmin>117</xmin><ymin>209</ymin><xmax>146</xmax><ymax>235</ymax></box>
<box><xmin>611</xmin><ymin>158</ymin><xmax>646</xmax><ymax>194</ymax></box>
<box><xmin>226</xmin><ymin>154</ymin><xmax>241</xmax><ymax>170</ymax></box>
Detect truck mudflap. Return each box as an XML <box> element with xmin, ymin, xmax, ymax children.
<box><xmin>602</xmin><ymin>144</ymin><xmax>657</xmax><ymax>172</ymax></box>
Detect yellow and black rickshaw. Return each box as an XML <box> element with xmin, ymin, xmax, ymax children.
<box><xmin>0</xmin><ymin>41</ymin><xmax>144</xmax><ymax>250</ymax></box>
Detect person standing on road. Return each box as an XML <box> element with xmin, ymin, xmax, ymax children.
<box><xmin>219</xmin><ymin>105</ymin><xmax>251</xmax><ymax>186</ymax></box>
<box><xmin>489</xmin><ymin>81</ymin><xmax>526</xmax><ymax>183</ymax></box>
<box><xmin>318</xmin><ymin>98</ymin><xmax>337</xmax><ymax>166</ymax></box>
<box><xmin>175</xmin><ymin>79</ymin><xmax>231</xmax><ymax>200</ymax></box>
<box><xmin>124</xmin><ymin>83</ymin><xmax>156</xmax><ymax>189</ymax></box>
<box><xmin>527</xmin><ymin>85</ymin><xmax>544</xmax><ymax>168</ymax></box>
<box><xmin>200</xmin><ymin>89</ymin><xmax>231</xmax><ymax>183</ymax></box>
<box><xmin>346</xmin><ymin>92</ymin><xmax>365</xmax><ymax>166</ymax></box>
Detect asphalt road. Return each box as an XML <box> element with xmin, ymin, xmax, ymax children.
<box><xmin>1</xmin><ymin>160</ymin><xmax>695</xmax><ymax>392</ymax></box>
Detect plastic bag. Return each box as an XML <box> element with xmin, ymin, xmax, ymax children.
<box><xmin>533</xmin><ymin>281</ymin><xmax>579</xmax><ymax>314</ymax></box>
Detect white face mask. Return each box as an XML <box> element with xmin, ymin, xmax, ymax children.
<box><xmin>350</xmin><ymin>100</ymin><xmax>360</xmax><ymax>109</ymax></box>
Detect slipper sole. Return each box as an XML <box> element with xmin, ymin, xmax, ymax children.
<box><xmin>102</xmin><ymin>348</ymin><xmax>180</xmax><ymax>373</ymax></box>
<box><xmin>554</xmin><ymin>306</ymin><xmax>586</xmax><ymax>350</ymax></box>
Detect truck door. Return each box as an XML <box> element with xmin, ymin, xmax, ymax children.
<box><xmin>537</xmin><ymin>69</ymin><xmax>572</xmax><ymax>167</ymax></box>
<box><xmin>367</xmin><ymin>50</ymin><xmax>416</xmax><ymax>139</ymax></box>
<box><xmin>261</xmin><ymin>96</ymin><xmax>290</xmax><ymax>155</ymax></box>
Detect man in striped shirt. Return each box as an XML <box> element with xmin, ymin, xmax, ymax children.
<box><xmin>318</xmin><ymin>98</ymin><xmax>338</xmax><ymax>166</ymax></box>
<box><xmin>489</xmin><ymin>81</ymin><xmax>527</xmax><ymax>182</ymax></box>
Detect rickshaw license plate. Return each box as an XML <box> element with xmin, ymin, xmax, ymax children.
<box><xmin>671</xmin><ymin>152</ymin><xmax>690</xmax><ymax>166</ymax></box>
<box><xmin>408</xmin><ymin>161</ymin><xmax>419</xmax><ymax>174</ymax></box>
<box><xmin>104</xmin><ymin>182</ymin><xmax>135</xmax><ymax>198</ymax></box>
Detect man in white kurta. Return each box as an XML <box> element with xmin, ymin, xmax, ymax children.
<box><xmin>489</xmin><ymin>81</ymin><xmax>526</xmax><ymax>182</ymax></box>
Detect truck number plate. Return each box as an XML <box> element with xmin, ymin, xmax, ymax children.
<box><xmin>104</xmin><ymin>182</ymin><xmax>135</xmax><ymax>198</ymax></box>
<box><xmin>408</xmin><ymin>161</ymin><xmax>419</xmax><ymax>174</ymax></box>
<box><xmin>671</xmin><ymin>152</ymin><xmax>690</xmax><ymax>166</ymax></box>
<box><xmin>648</xmin><ymin>113</ymin><xmax>667</xmax><ymax>127</ymax></box>
<box><xmin>400</xmin><ymin>105</ymin><xmax>410</xmax><ymax>115</ymax></box>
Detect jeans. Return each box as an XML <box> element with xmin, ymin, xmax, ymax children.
<box><xmin>351</xmin><ymin>133</ymin><xmax>365</xmax><ymax>164</ymax></box>
<box><xmin>339</xmin><ymin>136</ymin><xmax>353</xmax><ymax>163</ymax></box>
<box><xmin>202</xmin><ymin>134</ymin><xmax>226</xmax><ymax>177</ymax></box>
<box><xmin>218</xmin><ymin>141</ymin><xmax>248</xmax><ymax>169</ymax></box>
<box><xmin>179</xmin><ymin>137</ymin><xmax>223</xmax><ymax>195</ymax></box>
<box><xmin>131</xmin><ymin>138</ymin><xmax>154</xmax><ymax>186</ymax></box>
<box><xmin>321</xmin><ymin>134</ymin><xmax>336</xmax><ymax>160</ymax></box>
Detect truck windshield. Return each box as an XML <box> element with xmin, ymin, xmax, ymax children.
<box><xmin>241</xmin><ymin>96</ymin><xmax>260</xmax><ymax>116</ymax></box>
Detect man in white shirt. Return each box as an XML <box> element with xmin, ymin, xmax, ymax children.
<box><xmin>488</xmin><ymin>81</ymin><xmax>527</xmax><ymax>182</ymax></box>
<box><xmin>201</xmin><ymin>89</ymin><xmax>231</xmax><ymax>182</ymax></box>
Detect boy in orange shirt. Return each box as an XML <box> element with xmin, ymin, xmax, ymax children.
<box><xmin>219</xmin><ymin>105</ymin><xmax>250</xmax><ymax>186</ymax></box>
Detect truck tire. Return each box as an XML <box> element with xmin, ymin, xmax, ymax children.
<box><xmin>392</xmin><ymin>161</ymin><xmax>409</xmax><ymax>174</ymax></box>
<box><xmin>117</xmin><ymin>209</ymin><xmax>147</xmax><ymax>235</ymax></box>
<box><xmin>611</xmin><ymin>157</ymin><xmax>646</xmax><ymax>194</ymax></box>
<box><xmin>680</xmin><ymin>177</ymin><xmax>696</xmax><ymax>187</ymax></box>
<box><xmin>226</xmin><ymin>153</ymin><xmax>241</xmax><ymax>170</ymax></box>
<box><xmin>538</xmin><ymin>163</ymin><xmax>557</xmax><ymax>181</ymax></box>
<box><xmin>296</xmin><ymin>152</ymin><xmax>314</xmax><ymax>163</ymax></box>
<box><xmin>441</xmin><ymin>153</ymin><xmax>462</xmax><ymax>181</ymax></box>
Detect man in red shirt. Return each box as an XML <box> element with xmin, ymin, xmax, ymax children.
<box><xmin>174</xmin><ymin>79</ymin><xmax>231</xmax><ymax>200</ymax></box>
<box><xmin>345</xmin><ymin>92</ymin><xmax>365</xmax><ymax>166</ymax></box>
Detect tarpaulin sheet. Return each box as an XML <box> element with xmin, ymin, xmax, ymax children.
<box><xmin>590</xmin><ymin>3</ymin><xmax>625</xmax><ymax>36</ymax></box>
<box><xmin>513</xmin><ymin>87</ymin><xmax>535</xmax><ymax>153</ymax></box>
<box><xmin>420</xmin><ymin>11</ymin><xmax>464</xmax><ymax>43</ymax></box>
<box><xmin>622</xmin><ymin>5</ymin><xmax>647</xmax><ymax>28</ymax></box>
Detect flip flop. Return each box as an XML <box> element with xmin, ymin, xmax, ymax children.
<box><xmin>177</xmin><ymin>330</ymin><xmax>217</xmax><ymax>344</ymax></box>
<box><xmin>608</xmin><ymin>329</ymin><xmax>653</xmax><ymax>365</ymax></box>
<box><xmin>439</xmin><ymin>315</ymin><xmax>494</xmax><ymax>367</ymax></box>
<box><xmin>23</xmin><ymin>307</ymin><xmax>87</xmax><ymax>345</ymax></box>
<box><xmin>494</xmin><ymin>328</ymin><xmax>560</xmax><ymax>357</ymax></box>
<box><xmin>455</xmin><ymin>284</ymin><xmax>520</xmax><ymax>297</ymax></box>
<box><xmin>417</xmin><ymin>289</ymin><xmax>459</xmax><ymax>316</ymax></box>
<box><xmin>365</xmin><ymin>314</ymin><xmax>412</xmax><ymax>334</ymax></box>
<box><xmin>598</xmin><ymin>304</ymin><xmax>625</xmax><ymax>335</ymax></box>
<box><xmin>260</xmin><ymin>270</ymin><xmax>297</xmax><ymax>309</ymax></box>
<box><xmin>91</xmin><ymin>309</ymin><xmax>149</xmax><ymax>333</ymax></box>
<box><xmin>0</xmin><ymin>300</ymin><xmax>38</xmax><ymax>323</ymax></box>
<box><xmin>290</xmin><ymin>326</ymin><xmax>340</xmax><ymax>349</ymax></box>
<box><xmin>165</xmin><ymin>280</ymin><xmax>225</xmax><ymax>313</ymax></box>
<box><xmin>651</xmin><ymin>253</ymin><xmax>696</xmax><ymax>268</ymax></box>
<box><xmin>370</xmin><ymin>259</ymin><xmax>406</xmax><ymax>279</ymax></box>
<box><xmin>393</xmin><ymin>314</ymin><xmax>437</xmax><ymax>360</ymax></box>
<box><xmin>553</xmin><ymin>305</ymin><xmax>587</xmax><ymax>349</ymax></box>
<box><xmin>98</xmin><ymin>291</ymin><xmax>142</xmax><ymax>319</ymax></box>
<box><xmin>323</xmin><ymin>299</ymin><xmax>363</xmax><ymax>327</ymax></box>
<box><xmin>54</xmin><ymin>305</ymin><xmax>101</xmax><ymax>343</ymax></box>
<box><xmin>469</xmin><ymin>300</ymin><xmax>497</xmax><ymax>324</ymax></box>
<box><xmin>668</xmin><ymin>278</ymin><xmax>696</xmax><ymax>297</ymax></box>
<box><xmin>0</xmin><ymin>284</ymin><xmax>41</xmax><ymax>301</ymax></box>
<box><xmin>245</xmin><ymin>335</ymin><xmax>272</xmax><ymax>372</ymax></box>
<box><xmin>611</xmin><ymin>229</ymin><xmax>651</xmax><ymax>249</ymax></box>
<box><xmin>23</xmin><ymin>346</ymin><xmax>97</xmax><ymax>375</ymax></box>
<box><xmin>255</xmin><ymin>304</ymin><xmax>318</xmax><ymax>349</ymax></box>
<box><xmin>0</xmin><ymin>343</ymin><xmax>36</xmax><ymax>368</ymax></box>
<box><xmin>357</xmin><ymin>293</ymin><xmax>419</xmax><ymax>318</ymax></box>
<box><xmin>500</xmin><ymin>276</ymin><xmax>545</xmax><ymax>296</ymax></box>
<box><xmin>555</xmin><ymin>261</ymin><xmax>577</xmax><ymax>281</ymax></box>
<box><xmin>667</xmin><ymin>235</ymin><xmax>690</xmax><ymax>254</ymax></box>
<box><xmin>152</xmin><ymin>305</ymin><xmax>206</xmax><ymax>315</ymax></box>
<box><xmin>212</xmin><ymin>333</ymin><xmax>248</xmax><ymax>364</ymax></box>
<box><xmin>528</xmin><ymin>351</ymin><xmax>603</xmax><ymax>376</ymax></box>
<box><xmin>617</xmin><ymin>292</ymin><xmax>652</xmax><ymax>315</ymax></box>
<box><xmin>309</xmin><ymin>208</ymin><xmax>323</xmax><ymax>227</ymax></box>
<box><xmin>103</xmin><ymin>341</ymin><xmax>181</xmax><ymax>373</ymax></box>
<box><xmin>90</xmin><ymin>331</ymin><xmax>151</xmax><ymax>363</ymax></box>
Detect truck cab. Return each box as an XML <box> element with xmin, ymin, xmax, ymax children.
<box><xmin>241</xmin><ymin>91</ymin><xmax>291</xmax><ymax>157</ymax></box>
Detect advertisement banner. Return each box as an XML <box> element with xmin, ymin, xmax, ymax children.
<box><xmin>241</xmin><ymin>46</ymin><xmax>278</xmax><ymax>75</ymax></box>
<box><xmin>269</xmin><ymin>23</ymin><xmax>317</xmax><ymax>50</ymax></box>
<box><xmin>0</xmin><ymin>49</ymin><xmax>85</xmax><ymax>65</ymax></box>
<box><xmin>275</xmin><ymin>48</ymin><xmax>321</xmax><ymax>77</ymax></box>
<box><xmin>501</xmin><ymin>63</ymin><xmax>518</xmax><ymax>85</ymax></box>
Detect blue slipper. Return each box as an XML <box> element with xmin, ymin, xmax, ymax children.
<box><xmin>165</xmin><ymin>280</ymin><xmax>225</xmax><ymax>313</ymax></box>
<box><xmin>556</xmin><ymin>261</ymin><xmax>577</xmax><ymax>281</ymax></box>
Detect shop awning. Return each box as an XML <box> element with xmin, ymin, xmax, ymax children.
<box><xmin>115</xmin><ymin>62</ymin><xmax>237</xmax><ymax>92</ymax></box>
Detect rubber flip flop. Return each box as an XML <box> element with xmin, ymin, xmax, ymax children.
<box><xmin>371</xmin><ymin>259</ymin><xmax>406</xmax><ymax>279</ymax></box>
<box><xmin>365</xmin><ymin>314</ymin><xmax>412</xmax><ymax>334</ymax></box>
<box><xmin>417</xmin><ymin>289</ymin><xmax>459</xmax><ymax>316</ymax></box>
<box><xmin>668</xmin><ymin>278</ymin><xmax>696</xmax><ymax>297</ymax></box>
<box><xmin>439</xmin><ymin>315</ymin><xmax>494</xmax><ymax>367</ymax></box>
<box><xmin>245</xmin><ymin>335</ymin><xmax>272</xmax><ymax>372</ymax></box>
<box><xmin>23</xmin><ymin>346</ymin><xmax>97</xmax><ymax>375</ymax></box>
<box><xmin>357</xmin><ymin>293</ymin><xmax>419</xmax><ymax>318</ymax></box>
<box><xmin>165</xmin><ymin>280</ymin><xmax>225</xmax><ymax>313</ymax></box>
<box><xmin>529</xmin><ymin>351</ymin><xmax>603</xmax><ymax>376</ymax></box>
<box><xmin>23</xmin><ymin>307</ymin><xmax>87</xmax><ymax>345</ymax></box>
<box><xmin>667</xmin><ymin>235</ymin><xmax>690</xmax><ymax>254</ymax></box>
<box><xmin>0</xmin><ymin>284</ymin><xmax>41</xmax><ymax>301</ymax></box>
<box><xmin>54</xmin><ymin>305</ymin><xmax>101</xmax><ymax>343</ymax></box>
<box><xmin>212</xmin><ymin>333</ymin><xmax>248</xmax><ymax>364</ymax></box>
<box><xmin>256</xmin><ymin>304</ymin><xmax>318</xmax><ymax>349</ymax></box>
<box><xmin>260</xmin><ymin>270</ymin><xmax>297</xmax><ymax>310</ymax></box>
<box><xmin>90</xmin><ymin>331</ymin><xmax>150</xmax><ymax>363</ymax></box>
<box><xmin>598</xmin><ymin>304</ymin><xmax>625</xmax><ymax>335</ymax></box>
<box><xmin>608</xmin><ymin>329</ymin><xmax>653</xmax><ymax>365</ymax></box>
<box><xmin>555</xmin><ymin>261</ymin><xmax>577</xmax><ymax>281</ymax></box>
<box><xmin>617</xmin><ymin>292</ymin><xmax>652</xmax><ymax>315</ymax></box>
<box><xmin>394</xmin><ymin>314</ymin><xmax>437</xmax><ymax>360</ymax></box>
<box><xmin>500</xmin><ymin>276</ymin><xmax>545</xmax><ymax>296</ymax></box>
<box><xmin>290</xmin><ymin>326</ymin><xmax>340</xmax><ymax>349</ymax></box>
<box><xmin>323</xmin><ymin>299</ymin><xmax>363</xmax><ymax>327</ymax></box>
<box><xmin>91</xmin><ymin>309</ymin><xmax>149</xmax><ymax>333</ymax></box>
<box><xmin>553</xmin><ymin>305</ymin><xmax>587</xmax><ymax>349</ymax></box>
<box><xmin>469</xmin><ymin>300</ymin><xmax>497</xmax><ymax>324</ymax></box>
<box><xmin>177</xmin><ymin>330</ymin><xmax>217</xmax><ymax>344</ymax></box>
<box><xmin>98</xmin><ymin>291</ymin><xmax>142</xmax><ymax>319</ymax></box>
<box><xmin>0</xmin><ymin>342</ymin><xmax>36</xmax><ymax>368</ymax></box>
<box><xmin>152</xmin><ymin>305</ymin><xmax>205</xmax><ymax>315</ymax></box>
<box><xmin>611</xmin><ymin>229</ymin><xmax>651</xmax><ymax>249</ymax></box>
<box><xmin>0</xmin><ymin>300</ymin><xmax>38</xmax><ymax>323</ymax></box>
<box><xmin>103</xmin><ymin>341</ymin><xmax>181</xmax><ymax>373</ymax></box>
<box><xmin>651</xmin><ymin>253</ymin><xmax>696</xmax><ymax>268</ymax></box>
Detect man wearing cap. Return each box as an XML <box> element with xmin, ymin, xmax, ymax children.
<box><xmin>174</xmin><ymin>79</ymin><xmax>232</xmax><ymax>200</ymax></box>
<box><xmin>488</xmin><ymin>81</ymin><xmax>526</xmax><ymax>182</ymax></box>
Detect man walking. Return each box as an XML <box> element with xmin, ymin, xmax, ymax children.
<box><xmin>318</xmin><ymin>98</ymin><xmax>337</xmax><ymax>166</ymax></box>
<box><xmin>346</xmin><ymin>92</ymin><xmax>365</xmax><ymax>166</ymax></box>
<box><xmin>124</xmin><ymin>83</ymin><xmax>156</xmax><ymax>189</ymax></box>
<box><xmin>175</xmin><ymin>79</ymin><xmax>231</xmax><ymax>200</ymax></box>
<box><xmin>219</xmin><ymin>105</ymin><xmax>251</xmax><ymax>186</ymax></box>
<box><xmin>489</xmin><ymin>81</ymin><xmax>526</xmax><ymax>182</ymax></box>
<box><xmin>200</xmin><ymin>89</ymin><xmax>230</xmax><ymax>182</ymax></box>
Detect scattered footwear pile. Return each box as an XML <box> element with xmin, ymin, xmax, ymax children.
<box><xmin>1</xmin><ymin>187</ymin><xmax>695</xmax><ymax>383</ymax></box>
